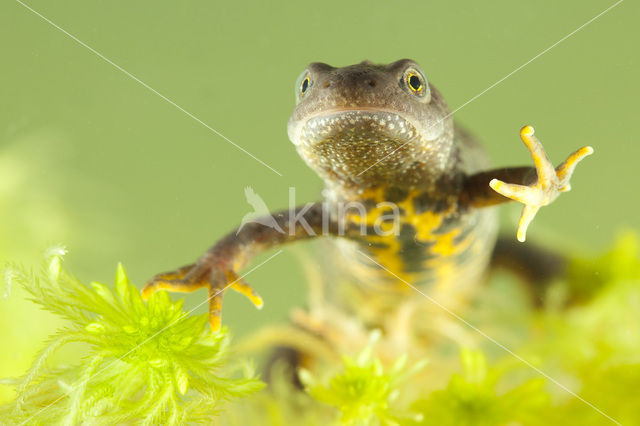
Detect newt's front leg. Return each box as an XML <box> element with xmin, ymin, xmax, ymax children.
<box><xmin>142</xmin><ymin>202</ymin><xmax>333</xmax><ymax>331</ymax></box>
<box><xmin>461</xmin><ymin>125</ymin><xmax>593</xmax><ymax>242</ymax></box>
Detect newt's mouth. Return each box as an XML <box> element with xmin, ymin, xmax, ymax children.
<box><xmin>296</xmin><ymin>110</ymin><xmax>419</xmax><ymax>148</ymax></box>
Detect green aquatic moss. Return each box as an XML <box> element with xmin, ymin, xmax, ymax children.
<box><xmin>299</xmin><ymin>330</ymin><xmax>427</xmax><ymax>426</ymax></box>
<box><xmin>410</xmin><ymin>349</ymin><xmax>549</xmax><ymax>426</ymax></box>
<box><xmin>0</xmin><ymin>248</ymin><xmax>263</xmax><ymax>425</ymax></box>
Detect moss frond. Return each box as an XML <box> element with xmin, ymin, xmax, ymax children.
<box><xmin>410</xmin><ymin>349</ymin><xmax>549</xmax><ymax>426</ymax></box>
<box><xmin>299</xmin><ymin>330</ymin><xmax>427</xmax><ymax>425</ymax></box>
<box><xmin>0</xmin><ymin>249</ymin><xmax>264</xmax><ymax>424</ymax></box>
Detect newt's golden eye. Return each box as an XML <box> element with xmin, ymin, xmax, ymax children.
<box><xmin>300</xmin><ymin>75</ymin><xmax>311</xmax><ymax>95</ymax></box>
<box><xmin>406</xmin><ymin>72</ymin><xmax>423</xmax><ymax>93</ymax></box>
<box><xmin>401</xmin><ymin>67</ymin><xmax>431</xmax><ymax>102</ymax></box>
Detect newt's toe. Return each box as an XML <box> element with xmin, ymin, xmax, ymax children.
<box><xmin>229</xmin><ymin>272</ymin><xmax>264</xmax><ymax>309</ymax></box>
<box><xmin>208</xmin><ymin>287</ymin><xmax>225</xmax><ymax>332</ymax></box>
<box><xmin>141</xmin><ymin>264</ymin><xmax>207</xmax><ymax>300</ymax></box>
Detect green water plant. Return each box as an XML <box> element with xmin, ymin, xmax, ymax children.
<box><xmin>410</xmin><ymin>349</ymin><xmax>549</xmax><ymax>426</ymax></box>
<box><xmin>299</xmin><ymin>330</ymin><xmax>427</xmax><ymax>426</ymax></box>
<box><xmin>0</xmin><ymin>247</ymin><xmax>263</xmax><ymax>425</ymax></box>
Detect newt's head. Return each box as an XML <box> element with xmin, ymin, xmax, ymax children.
<box><xmin>287</xmin><ymin>59</ymin><xmax>456</xmax><ymax>192</ymax></box>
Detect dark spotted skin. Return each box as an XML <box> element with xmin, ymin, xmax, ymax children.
<box><xmin>143</xmin><ymin>59</ymin><xmax>544</xmax><ymax>330</ymax></box>
<box><xmin>324</xmin><ymin>184</ymin><xmax>497</xmax><ymax>323</ymax></box>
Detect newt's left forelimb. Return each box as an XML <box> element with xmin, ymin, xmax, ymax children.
<box><xmin>464</xmin><ymin>125</ymin><xmax>593</xmax><ymax>242</ymax></box>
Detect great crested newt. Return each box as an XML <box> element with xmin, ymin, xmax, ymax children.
<box><xmin>142</xmin><ymin>59</ymin><xmax>592</xmax><ymax>331</ymax></box>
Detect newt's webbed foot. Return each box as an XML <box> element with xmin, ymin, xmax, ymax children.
<box><xmin>142</xmin><ymin>258</ymin><xmax>264</xmax><ymax>331</ymax></box>
<box><xmin>490</xmin><ymin>125</ymin><xmax>593</xmax><ymax>242</ymax></box>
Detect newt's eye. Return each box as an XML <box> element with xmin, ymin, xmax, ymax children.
<box><xmin>407</xmin><ymin>73</ymin><xmax>423</xmax><ymax>92</ymax></box>
<box><xmin>300</xmin><ymin>74</ymin><xmax>311</xmax><ymax>96</ymax></box>
<box><xmin>295</xmin><ymin>70</ymin><xmax>313</xmax><ymax>102</ymax></box>
<box><xmin>402</xmin><ymin>67</ymin><xmax>431</xmax><ymax>102</ymax></box>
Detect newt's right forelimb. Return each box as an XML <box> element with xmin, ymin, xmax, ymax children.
<box><xmin>142</xmin><ymin>202</ymin><xmax>337</xmax><ymax>330</ymax></box>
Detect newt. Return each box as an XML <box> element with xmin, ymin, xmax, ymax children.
<box><xmin>142</xmin><ymin>59</ymin><xmax>592</xmax><ymax>331</ymax></box>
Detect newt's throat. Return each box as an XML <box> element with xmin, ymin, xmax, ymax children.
<box><xmin>295</xmin><ymin>110</ymin><xmax>450</xmax><ymax>190</ymax></box>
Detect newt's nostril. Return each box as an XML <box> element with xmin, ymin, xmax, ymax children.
<box><xmin>367</xmin><ymin>79</ymin><xmax>377</xmax><ymax>87</ymax></box>
<box><xmin>323</xmin><ymin>81</ymin><xmax>332</xmax><ymax>88</ymax></box>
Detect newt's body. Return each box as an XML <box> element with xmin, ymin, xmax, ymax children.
<box><xmin>143</xmin><ymin>59</ymin><xmax>592</xmax><ymax>331</ymax></box>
